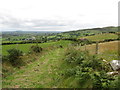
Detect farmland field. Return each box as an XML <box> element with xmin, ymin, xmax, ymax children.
<box><xmin>2</xmin><ymin>40</ymin><xmax>73</xmax><ymax>55</ymax></box>
<box><xmin>2</xmin><ymin>27</ymin><xmax>120</xmax><ymax>88</ymax></box>
<box><xmin>81</xmin><ymin>40</ymin><xmax>119</xmax><ymax>61</ymax></box>
<box><xmin>79</xmin><ymin>33</ymin><xmax>118</xmax><ymax>41</ymax></box>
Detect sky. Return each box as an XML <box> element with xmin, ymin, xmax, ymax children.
<box><xmin>0</xmin><ymin>0</ymin><xmax>119</xmax><ymax>31</ymax></box>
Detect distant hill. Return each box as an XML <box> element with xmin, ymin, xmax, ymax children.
<box><xmin>2</xmin><ymin>30</ymin><xmax>61</xmax><ymax>34</ymax></box>
<box><xmin>58</xmin><ymin>26</ymin><xmax>118</xmax><ymax>39</ymax></box>
<box><xmin>62</xmin><ymin>26</ymin><xmax>118</xmax><ymax>34</ymax></box>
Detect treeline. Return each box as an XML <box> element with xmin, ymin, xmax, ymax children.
<box><xmin>2</xmin><ymin>36</ymin><xmax>120</xmax><ymax>45</ymax></box>
<box><xmin>2</xmin><ymin>40</ymin><xmax>46</xmax><ymax>45</ymax></box>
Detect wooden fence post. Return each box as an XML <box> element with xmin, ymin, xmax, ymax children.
<box><xmin>95</xmin><ymin>41</ymin><xmax>99</xmax><ymax>54</ymax></box>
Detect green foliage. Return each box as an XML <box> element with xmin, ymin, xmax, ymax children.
<box><xmin>64</xmin><ymin>47</ymin><xmax>116</xmax><ymax>88</ymax></box>
<box><xmin>65</xmin><ymin>47</ymin><xmax>88</xmax><ymax>64</ymax></box>
<box><xmin>30</xmin><ymin>45</ymin><xmax>42</xmax><ymax>53</ymax></box>
<box><xmin>7</xmin><ymin>48</ymin><xmax>23</xmax><ymax>66</ymax></box>
<box><xmin>65</xmin><ymin>68</ymin><xmax>76</xmax><ymax>77</ymax></box>
<box><xmin>91</xmin><ymin>71</ymin><xmax>113</xmax><ymax>88</ymax></box>
<box><xmin>108</xmin><ymin>76</ymin><xmax>120</xmax><ymax>88</ymax></box>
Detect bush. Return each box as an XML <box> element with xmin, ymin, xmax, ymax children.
<box><xmin>7</xmin><ymin>48</ymin><xmax>23</xmax><ymax>66</ymax></box>
<box><xmin>63</xmin><ymin>47</ymin><xmax>116</xmax><ymax>88</ymax></box>
<box><xmin>65</xmin><ymin>47</ymin><xmax>88</xmax><ymax>64</ymax></box>
<box><xmin>30</xmin><ymin>45</ymin><xmax>42</xmax><ymax>53</ymax></box>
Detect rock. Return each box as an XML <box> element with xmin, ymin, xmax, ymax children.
<box><xmin>110</xmin><ymin>60</ymin><xmax>120</xmax><ymax>71</ymax></box>
<box><xmin>107</xmin><ymin>71</ymin><xmax>118</xmax><ymax>76</ymax></box>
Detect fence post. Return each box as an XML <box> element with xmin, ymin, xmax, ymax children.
<box><xmin>95</xmin><ymin>41</ymin><xmax>99</xmax><ymax>54</ymax></box>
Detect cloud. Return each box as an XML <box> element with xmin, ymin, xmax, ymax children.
<box><xmin>0</xmin><ymin>14</ymin><xmax>71</xmax><ymax>31</ymax></box>
<box><xmin>0</xmin><ymin>13</ymin><xmax>117</xmax><ymax>31</ymax></box>
<box><xmin>0</xmin><ymin>0</ymin><xmax>118</xmax><ymax>31</ymax></box>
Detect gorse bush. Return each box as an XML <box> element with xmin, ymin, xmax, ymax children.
<box><xmin>30</xmin><ymin>45</ymin><xmax>42</xmax><ymax>53</ymax></box>
<box><xmin>7</xmin><ymin>48</ymin><xmax>23</xmax><ymax>66</ymax></box>
<box><xmin>65</xmin><ymin>47</ymin><xmax>88</xmax><ymax>64</ymax></box>
<box><xmin>64</xmin><ymin>47</ymin><xmax>116</xmax><ymax>88</ymax></box>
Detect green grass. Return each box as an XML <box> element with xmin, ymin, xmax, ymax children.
<box><xmin>79</xmin><ymin>33</ymin><xmax>118</xmax><ymax>41</ymax></box>
<box><xmin>2</xmin><ymin>27</ymin><xmax>119</xmax><ymax>88</ymax></box>
<box><xmin>2</xmin><ymin>48</ymin><xmax>68</xmax><ymax>88</ymax></box>
<box><xmin>2</xmin><ymin>40</ymin><xmax>119</xmax><ymax>88</ymax></box>
<box><xmin>2</xmin><ymin>40</ymin><xmax>72</xmax><ymax>55</ymax></box>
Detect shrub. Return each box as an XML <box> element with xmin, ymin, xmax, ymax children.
<box><xmin>65</xmin><ymin>47</ymin><xmax>88</xmax><ymax>64</ymax></box>
<box><xmin>7</xmin><ymin>48</ymin><xmax>23</xmax><ymax>66</ymax></box>
<box><xmin>63</xmin><ymin>47</ymin><xmax>116</xmax><ymax>88</ymax></box>
<box><xmin>30</xmin><ymin>45</ymin><xmax>42</xmax><ymax>53</ymax></box>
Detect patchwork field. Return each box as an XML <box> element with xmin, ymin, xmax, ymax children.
<box><xmin>79</xmin><ymin>33</ymin><xmax>118</xmax><ymax>41</ymax></box>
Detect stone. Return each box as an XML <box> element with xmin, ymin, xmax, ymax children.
<box><xmin>110</xmin><ymin>60</ymin><xmax>120</xmax><ymax>71</ymax></box>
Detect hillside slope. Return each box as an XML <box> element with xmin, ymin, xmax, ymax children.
<box><xmin>3</xmin><ymin>48</ymin><xmax>66</xmax><ymax>88</ymax></box>
<box><xmin>3</xmin><ymin>41</ymin><xmax>119</xmax><ymax>88</ymax></box>
<box><xmin>79</xmin><ymin>33</ymin><xmax>118</xmax><ymax>41</ymax></box>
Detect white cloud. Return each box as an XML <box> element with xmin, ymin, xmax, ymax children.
<box><xmin>0</xmin><ymin>0</ymin><xmax>119</xmax><ymax>31</ymax></box>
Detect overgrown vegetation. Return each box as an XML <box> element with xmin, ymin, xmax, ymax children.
<box><xmin>63</xmin><ymin>47</ymin><xmax>119</xmax><ymax>88</ymax></box>
<box><xmin>30</xmin><ymin>45</ymin><xmax>42</xmax><ymax>53</ymax></box>
<box><xmin>2</xmin><ymin>48</ymin><xmax>24</xmax><ymax>77</ymax></box>
<box><xmin>3</xmin><ymin>48</ymin><xmax>23</xmax><ymax>66</ymax></box>
<box><xmin>2</xmin><ymin>42</ymin><xmax>119</xmax><ymax>88</ymax></box>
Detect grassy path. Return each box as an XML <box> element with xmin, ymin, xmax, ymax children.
<box><xmin>2</xmin><ymin>41</ymin><xmax>119</xmax><ymax>88</ymax></box>
<box><xmin>3</xmin><ymin>48</ymin><xmax>66</xmax><ymax>88</ymax></box>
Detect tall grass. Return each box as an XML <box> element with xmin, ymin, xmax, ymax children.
<box><xmin>80</xmin><ymin>41</ymin><xmax>119</xmax><ymax>61</ymax></box>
